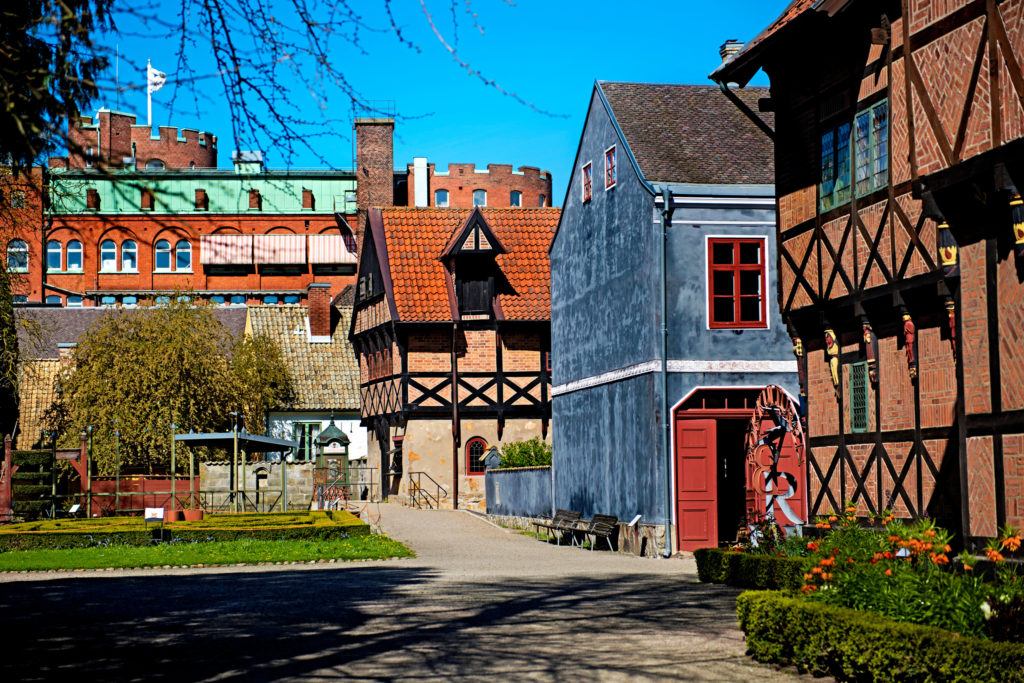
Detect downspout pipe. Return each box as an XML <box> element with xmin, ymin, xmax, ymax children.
<box><xmin>716</xmin><ymin>81</ymin><xmax>775</xmax><ymax>141</ymax></box>
<box><xmin>659</xmin><ymin>185</ymin><xmax>675</xmax><ymax>558</ymax></box>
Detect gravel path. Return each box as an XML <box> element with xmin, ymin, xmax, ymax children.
<box><xmin>0</xmin><ymin>504</ymin><xmax>811</xmax><ymax>681</ymax></box>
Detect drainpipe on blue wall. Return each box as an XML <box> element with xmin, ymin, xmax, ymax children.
<box><xmin>659</xmin><ymin>185</ymin><xmax>675</xmax><ymax>558</ymax></box>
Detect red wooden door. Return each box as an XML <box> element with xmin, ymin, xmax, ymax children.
<box><xmin>675</xmin><ymin>418</ymin><xmax>717</xmax><ymax>551</ymax></box>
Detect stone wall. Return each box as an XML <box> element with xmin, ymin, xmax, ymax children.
<box><xmin>200</xmin><ymin>461</ymin><xmax>314</xmax><ymax>512</ymax></box>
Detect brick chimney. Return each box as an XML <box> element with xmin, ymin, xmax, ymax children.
<box><xmin>58</xmin><ymin>342</ymin><xmax>77</xmax><ymax>367</ymax></box>
<box><xmin>307</xmin><ymin>283</ymin><xmax>332</xmax><ymax>342</ymax></box>
<box><xmin>355</xmin><ymin>117</ymin><xmax>394</xmax><ymax>243</ymax></box>
<box><xmin>719</xmin><ymin>39</ymin><xmax>743</xmax><ymax>63</ymax></box>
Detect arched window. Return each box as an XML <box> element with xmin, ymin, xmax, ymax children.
<box><xmin>66</xmin><ymin>240</ymin><xmax>83</xmax><ymax>271</ymax></box>
<box><xmin>121</xmin><ymin>240</ymin><xmax>138</xmax><ymax>271</ymax></box>
<box><xmin>7</xmin><ymin>240</ymin><xmax>28</xmax><ymax>272</ymax></box>
<box><xmin>230</xmin><ymin>295</ymin><xmax>246</xmax><ymax>305</ymax></box>
<box><xmin>100</xmin><ymin>295</ymin><xmax>118</xmax><ymax>307</ymax></box>
<box><xmin>175</xmin><ymin>239</ymin><xmax>191</xmax><ymax>271</ymax></box>
<box><xmin>209</xmin><ymin>295</ymin><xmax>226</xmax><ymax>305</ymax></box>
<box><xmin>510</xmin><ymin>190</ymin><xmax>522</xmax><ymax>207</ymax></box>
<box><xmin>467</xmin><ymin>437</ymin><xmax>487</xmax><ymax>475</ymax></box>
<box><xmin>66</xmin><ymin>296</ymin><xmax>83</xmax><ymax>307</ymax></box>
<box><xmin>263</xmin><ymin>295</ymin><xmax>279</xmax><ymax>305</ymax></box>
<box><xmin>122</xmin><ymin>296</ymin><xmax>138</xmax><ymax>307</ymax></box>
<box><xmin>46</xmin><ymin>240</ymin><xmax>62</xmax><ymax>272</ymax></box>
<box><xmin>435</xmin><ymin>189</ymin><xmax>449</xmax><ymax>207</ymax></box>
<box><xmin>539</xmin><ymin>194</ymin><xmax>546</xmax><ymax>207</ymax></box>
<box><xmin>473</xmin><ymin>189</ymin><xmax>487</xmax><ymax>207</ymax></box>
<box><xmin>45</xmin><ymin>295</ymin><xmax>62</xmax><ymax>305</ymax></box>
<box><xmin>284</xmin><ymin>295</ymin><xmax>300</xmax><ymax>304</ymax></box>
<box><xmin>146</xmin><ymin>159</ymin><xmax>165</xmax><ymax>170</ymax></box>
<box><xmin>99</xmin><ymin>239</ymin><xmax>117</xmax><ymax>272</ymax></box>
<box><xmin>154</xmin><ymin>239</ymin><xmax>172</xmax><ymax>271</ymax></box>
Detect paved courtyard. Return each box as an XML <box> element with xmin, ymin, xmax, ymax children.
<box><xmin>0</xmin><ymin>504</ymin><xmax>810</xmax><ymax>681</ymax></box>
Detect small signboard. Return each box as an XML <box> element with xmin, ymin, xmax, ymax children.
<box><xmin>144</xmin><ymin>507</ymin><xmax>165</xmax><ymax>522</ymax></box>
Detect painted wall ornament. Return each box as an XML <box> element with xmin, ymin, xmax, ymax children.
<box><xmin>824</xmin><ymin>328</ymin><xmax>840</xmax><ymax>397</ymax></box>
<box><xmin>744</xmin><ymin>385</ymin><xmax>806</xmax><ymax>529</ymax></box>
<box><xmin>791</xmin><ymin>333</ymin><xmax>808</xmax><ymax>418</ymax></box>
<box><xmin>861</xmin><ymin>319</ymin><xmax>879</xmax><ymax>384</ymax></box>
<box><xmin>937</xmin><ymin>220</ymin><xmax>959</xmax><ymax>278</ymax></box>
<box><xmin>1012</xmin><ymin>193</ymin><xmax>1024</xmax><ymax>258</ymax></box>
<box><xmin>902</xmin><ymin>312</ymin><xmax>918</xmax><ymax>380</ymax></box>
<box><xmin>945</xmin><ymin>296</ymin><xmax>957</xmax><ymax>358</ymax></box>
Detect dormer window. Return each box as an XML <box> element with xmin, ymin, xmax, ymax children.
<box><xmin>456</xmin><ymin>263</ymin><xmax>494</xmax><ymax>315</ymax></box>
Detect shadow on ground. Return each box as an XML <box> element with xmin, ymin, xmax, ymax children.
<box><xmin>0</xmin><ymin>568</ymin><xmax>753</xmax><ymax>680</ymax></box>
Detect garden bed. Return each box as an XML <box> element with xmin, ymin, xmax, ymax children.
<box><xmin>737</xmin><ymin>590</ymin><xmax>1024</xmax><ymax>681</ymax></box>
<box><xmin>694</xmin><ymin>547</ymin><xmax>805</xmax><ymax>590</ymax></box>
<box><xmin>0</xmin><ymin>510</ymin><xmax>369</xmax><ymax>551</ymax></box>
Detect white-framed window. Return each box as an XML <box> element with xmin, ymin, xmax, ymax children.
<box><xmin>85</xmin><ymin>147</ymin><xmax>95</xmax><ymax>168</ymax></box>
<box><xmin>66</xmin><ymin>240</ymin><xmax>83</xmax><ymax>271</ymax></box>
<box><xmin>46</xmin><ymin>240</ymin><xmax>62</xmax><ymax>272</ymax></box>
<box><xmin>122</xmin><ymin>296</ymin><xmax>138</xmax><ymax>307</ymax></box>
<box><xmin>66</xmin><ymin>296</ymin><xmax>83</xmax><ymax>307</ymax></box>
<box><xmin>100</xmin><ymin>295</ymin><xmax>118</xmax><ymax>307</ymax></box>
<box><xmin>510</xmin><ymin>190</ymin><xmax>522</xmax><ymax>207</ymax></box>
<box><xmin>435</xmin><ymin>189</ymin><xmax>449</xmax><ymax>207</ymax></box>
<box><xmin>45</xmin><ymin>295</ymin><xmax>62</xmax><ymax>305</ymax></box>
<box><xmin>473</xmin><ymin>189</ymin><xmax>487</xmax><ymax>207</ymax></box>
<box><xmin>605</xmin><ymin>146</ymin><xmax>616</xmax><ymax>189</ymax></box>
<box><xmin>155</xmin><ymin>239</ymin><xmax>172</xmax><ymax>271</ymax></box>
<box><xmin>175</xmin><ymin>239</ymin><xmax>191</xmax><ymax>271</ymax></box>
<box><xmin>121</xmin><ymin>240</ymin><xmax>138</xmax><ymax>272</ymax></box>
<box><xmin>100</xmin><ymin>239</ymin><xmax>117</xmax><ymax>272</ymax></box>
<box><xmin>582</xmin><ymin>162</ymin><xmax>593</xmax><ymax>202</ymax></box>
<box><xmin>7</xmin><ymin>240</ymin><xmax>29</xmax><ymax>273</ymax></box>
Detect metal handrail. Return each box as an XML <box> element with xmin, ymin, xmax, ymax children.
<box><xmin>408</xmin><ymin>471</ymin><xmax>447</xmax><ymax>510</ymax></box>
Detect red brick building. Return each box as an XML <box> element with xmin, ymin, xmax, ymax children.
<box><xmin>713</xmin><ymin>0</ymin><xmax>1024</xmax><ymax>545</ymax></box>
<box><xmin>404</xmin><ymin>159</ymin><xmax>552</xmax><ymax>209</ymax></box>
<box><xmin>350</xmin><ymin>206</ymin><xmax>559</xmax><ymax>510</ymax></box>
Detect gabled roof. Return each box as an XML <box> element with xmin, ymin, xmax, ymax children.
<box><xmin>598</xmin><ymin>82</ymin><xmax>774</xmax><ymax>186</ymax></box>
<box><xmin>246</xmin><ymin>294</ymin><xmax>360</xmax><ymax>412</ymax></box>
<box><xmin>369</xmin><ymin>207</ymin><xmax>559</xmax><ymax>323</ymax></box>
<box><xmin>710</xmin><ymin>0</ymin><xmax>823</xmax><ymax>86</ymax></box>
<box><xmin>441</xmin><ymin>207</ymin><xmax>507</xmax><ymax>258</ymax></box>
<box><xmin>15</xmin><ymin>360</ymin><xmax>60</xmax><ymax>450</ymax></box>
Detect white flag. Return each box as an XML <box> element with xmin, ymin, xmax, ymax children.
<box><xmin>147</xmin><ymin>64</ymin><xmax>167</xmax><ymax>94</ymax></box>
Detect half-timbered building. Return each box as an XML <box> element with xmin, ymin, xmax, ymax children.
<box><xmin>713</xmin><ymin>0</ymin><xmax>1024</xmax><ymax>544</ymax></box>
<box><xmin>349</xmin><ymin>207</ymin><xmax>558</xmax><ymax>510</ymax></box>
<box><xmin>549</xmin><ymin>81</ymin><xmax>800</xmax><ymax>553</ymax></box>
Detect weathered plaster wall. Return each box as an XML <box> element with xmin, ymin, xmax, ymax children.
<box><xmin>200</xmin><ymin>461</ymin><xmax>314</xmax><ymax>511</ymax></box>
<box><xmin>485</xmin><ymin>466</ymin><xmax>552</xmax><ymax>517</ymax></box>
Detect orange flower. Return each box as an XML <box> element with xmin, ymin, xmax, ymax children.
<box><xmin>944</xmin><ymin>545</ymin><xmax>952</xmax><ymax>553</ymax></box>
<box><xmin>819</xmin><ymin>557</ymin><xmax>835</xmax><ymax>567</ymax></box>
<box><xmin>985</xmin><ymin>548</ymin><xmax>1005</xmax><ymax>563</ymax></box>
<box><xmin>964</xmin><ymin>564</ymin><xmax>973</xmax><ymax>572</ymax></box>
<box><xmin>801</xmin><ymin>584</ymin><xmax>818</xmax><ymax>594</ymax></box>
<box><xmin>888</xmin><ymin>535</ymin><xmax>900</xmax><ymax>542</ymax></box>
<box><xmin>828</xmin><ymin>515</ymin><xmax>838</xmax><ymax>522</ymax></box>
<box><xmin>845</xmin><ymin>506</ymin><xmax>856</xmax><ymax>514</ymax></box>
<box><xmin>930</xmin><ymin>553</ymin><xmax>949</xmax><ymax>565</ymax></box>
<box><xmin>925</xmin><ymin>529</ymin><xmax>936</xmax><ymax>538</ymax></box>
<box><xmin>803</xmin><ymin>573</ymin><xmax>813</xmax><ymax>580</ymax></box>
<box><xmin>806</xmin><ymin>541</ymin><xmax>819</xmax><ymax>552</ymax></box>
<box><xmin>885</xmin><ymin>568</ymin><xmax>893</xmax><ymax>576</ymax></box>
<box><xmin>1002</xmin><ymin>535</ymin><xmax>1022</xmax><ymax>552</ymax></box>
<box><xmin>846</xmin><ymin>516</ymin><xmax>856</xmax><ymax>522</ymax></box>
<box><xmin>812</xmin><ymin>566</ymin><xmax>823</xmax><ymax>575</ymax></box>
<box><xmin>847</xmin><ymin>557</ymin><xmax>855</xmax><ymax>564</ymax></box>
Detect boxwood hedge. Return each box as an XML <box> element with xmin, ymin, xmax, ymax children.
<box><xmin>694</xmin><ymin>547</ymin><xmax>806</xmax><ymax>590</ymax></box>
<box><xmin>0</xmin><ymin>510</ymin><xmax>369</xmax><ymax>551</ymax></box>
<box><xmin>737</xmin><ymin>590</ymin><xmax>1024</xmax><ymax>682</ymax></box>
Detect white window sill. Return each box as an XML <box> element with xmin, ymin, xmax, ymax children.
<box><xmin>99</xmin><ymin>270</ymin><xmax>139</xmax><ymax>274</ymax></box>
<box><xmin>8</xmin><ymin>269</ymin><xmax>28</xmax><ymax>274</ymax></box>
<box><xmin>153</xmin><ymin>269</ymin><xmax>193</xmax><ymax>274</ymax></box>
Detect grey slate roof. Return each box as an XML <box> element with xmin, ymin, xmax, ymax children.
<box><xmin>598</xmin><ymin>82</ymin><xmax>774</xmax><ymax>185</ymax></box>
<box><xmin>15</xmin><ymin>306</ymin><xmax>248</xmax><ymax>359</ymax></box>
<box><xmin>246</xmin><ymin>295</ymin><xmax>360</xmax><ymax>412</ymax></box>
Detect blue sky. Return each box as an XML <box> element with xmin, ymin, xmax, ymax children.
<box><xmin>100</xmin><ymin>1</ymin><xmax>788</xmax><ymax>204</ymax></box>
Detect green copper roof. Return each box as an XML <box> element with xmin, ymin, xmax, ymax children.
<box><xmin>49</xmin><ymin>168</ymin><xmax>357</xmax><ymax>215</ymax></box>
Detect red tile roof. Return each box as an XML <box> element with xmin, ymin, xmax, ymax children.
<box><xmin>375</xmin><ymin>207</ymin><xmax>559</xmax><ymax>323</ymax></box>
<box><xmin>710</xmin><ymin>0</ymin><xmax>818</xmax><ymax>85</ymax></box>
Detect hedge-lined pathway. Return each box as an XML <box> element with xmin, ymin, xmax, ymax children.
<box><xmin>0</xmin><ymin>504</ymin><xmax>820</xmax><ymax>681</ymax></box>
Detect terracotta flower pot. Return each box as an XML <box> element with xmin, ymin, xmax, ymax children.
<box><xmin>165</xmin><ymin>510</ymin><xmax>182</xmax><ymax>522</ymax></box>
<box><xmin>183</xmin><ymin>509</ymin><xmax>204</xmax><ymax>522</ymax></box>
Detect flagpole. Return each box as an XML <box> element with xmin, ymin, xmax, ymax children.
<box><xmin>147</xmin><ymin>59</ymin><xmax>152</xmax><ymax>127</ymax></box>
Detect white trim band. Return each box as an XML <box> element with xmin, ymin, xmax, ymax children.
<box><xmin>552</xmin><ymin>359</ymin><xmax>798</xmax><ymax>396</ymax></box>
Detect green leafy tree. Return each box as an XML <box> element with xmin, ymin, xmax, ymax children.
<box><xmin>0</xmin><ymin>263</ymin><xmax>17</xmax><ymax>435</ymax></box>
<box><xmin>499</xmin><ymin>437</ymin><xmax>552</xmax><ymax>468</ymax></box>
<box><xmin>49</xmin><ymin>299</ymin><xmax>292</xmax><ymax>474</ymax></box>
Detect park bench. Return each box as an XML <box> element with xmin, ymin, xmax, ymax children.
<box><xmin>533</xmin><ymin>509</ymin><xmax>581</xmax><ymax>544</ymax></box>
<box><xmin>581</xmin><ymin>513</ymin><xmax>619</xmax><ymax>551</ymax></box>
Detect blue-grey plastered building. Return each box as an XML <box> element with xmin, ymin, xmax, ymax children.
<box><xmin>549</xmin><ymin>81</ymin><xmax>800</xmax><ymax>553</ymax></box>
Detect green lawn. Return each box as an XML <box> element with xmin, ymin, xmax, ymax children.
<box><xmin>0</xmin><ymin>535</ymin><xmax>414</xmax><ymax>572</ymax></box>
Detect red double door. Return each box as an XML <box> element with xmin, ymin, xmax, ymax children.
<box><xmin>674</xmin><ymin>417</ymin><xmax>805</xmax><ymax>551</ymax></box>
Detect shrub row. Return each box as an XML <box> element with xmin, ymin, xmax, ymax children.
<box><xmin>737</xmin><ymin>590</ymin><xmax>1024</xmax><ymax>682</ymax></box>
<box><xmin>0</xmin><ymin>511</ymin><xmax>369</xmax><ymax>551</ymax></box>
<box><xmin>694</xmin><ymin>547</ymin><xmax>806</xmax><ymax>590</ymax></box>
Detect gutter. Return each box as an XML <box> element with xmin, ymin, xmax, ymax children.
<box><xmin>658</xmin><ymin>185</ymin><xmax>675</xmax><ymax>558</ymax></box>
<box><xmin>716</xmin><ymin>82</ymin><xmax>775</xmax><ymax>141</ymax></box>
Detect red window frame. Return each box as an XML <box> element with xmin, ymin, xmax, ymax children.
<box><xmin>582</xmin><ymin>163</ymin><xmax>593</xmax><ymax>202</ymax></box>
<box><xmin>466</xmin><ymin>437</ymin><xmax>487</xmax><ymax>475</ymax></box>
<box><xmin>707</xmin><ymin>237</ymin><xmax>768</xmax><ymax>329</ymax></box>
<box><xmin>605</xmin><ymin>146</ymin><xmax>616</xmax><ymax>189</ymax></box>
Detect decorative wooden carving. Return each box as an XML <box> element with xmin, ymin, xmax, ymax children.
<box><xmin>937</xmin><ymin>221</ymin><xmax>959</xmax><ymax>278</ymax></box>
<box><xmin>861</xmin><ymin>319</ymin><xmax>879</xmax><ymax>385</ymax></box>
<box><xmin>902</xmin><ymin>312</ymin><xmax>918</xmax><ymax>381</ymax></box>
<box><xmin>1012</xmin><ymin>193</ymin><xmax>1024</xmax><ymax>258</ymax></box>
<box><xmin>791</xmin><ymin>333</ymin><xmax>807</xmax><ymax>414</ymax></box>
<box><xmin>824</xmin><ymin>328</ymin><xmax>840</xmax><ymax>397</ymax></box>
<box><xmin>945</xmin><ymin>296</ymin><xmax>957</xmax><ymax>358</ymax></box>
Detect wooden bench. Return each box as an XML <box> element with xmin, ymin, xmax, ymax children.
<box><xmin>534</xmin><ymin>509</ymin><xmax>581</xmax><ymax>544</ymax></box>
<box><xmin>581</xmin><ymin>514</ymin><xmax>619</xmax><ymax>551</ymax></box>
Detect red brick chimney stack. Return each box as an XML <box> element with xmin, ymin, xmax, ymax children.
<box><xmin>307</xmin><ymin>283</ymin><xmax>332</xmax><ymax>342</ymax></box>
<box><xmin>354</xmin><ymin>117</ymin><xmax>395</xmax><ymax>244</ymax></box>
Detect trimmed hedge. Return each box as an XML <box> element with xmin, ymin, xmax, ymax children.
<box><xmin>694</xmin><ymin>547</ymin><xmax>806</xmax><ymax>590</ymax></box>
<box><xmin>737</xmin><ymin>590</ymin><xmax>1024</xmax><ymax>682</ymax></box>
<box><xmin>0</xmin><ymin>510</ymin><xmax>369</xmax><ymax>551</ymax></box>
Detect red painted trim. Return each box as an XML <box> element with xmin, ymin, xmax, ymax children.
<box><xmin>466</xmin><ymin>437</ymin><xmax>487</xmax><ymax>475</ymax></box>
<box><xmin>707</xmin><ymin>237</ymin><xmax>768</xmax><ymax>329</ymax></box>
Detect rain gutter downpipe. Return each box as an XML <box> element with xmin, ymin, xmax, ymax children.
<box><xmin>659</xmin><ymin>185</ymin><xmax>675</xmax><ymax>558</ymax></box>
<box><xmin>716</xmin><ymin>81</ymin><xmax>775</xmax><ymax>141</ymax></box>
